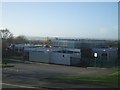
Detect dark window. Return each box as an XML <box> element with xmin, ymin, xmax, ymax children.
<box><xmin>63</xmin><ymin>50</ymin><xmax>66</xmax><ymax>53</ymax></box>
<box><xmin>56</xmin><ymin>51</ymin><xmax>62</xmax><ymax>53</ymax></box>
<box><xmin>102</xmin><ymin>53</ymin><xmax>107</xmax><ymax>56</ymax></box>
<box><xmin>63</xmin><ymin>55</ymin><xmax>64</xmax><ymax>57</ymax></box>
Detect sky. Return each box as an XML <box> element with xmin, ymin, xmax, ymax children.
<box><xmin>1</xmin><ymin>2</ymin><xmax>118</xmax><ymax>40</ymax></box>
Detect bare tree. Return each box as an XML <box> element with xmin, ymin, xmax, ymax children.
<box><xmin>0</xmin><ymin>28</ymin><xmax>14</xmax><ymax>47</ymax></box>
<box><xmin>0</xmin><ymin>28</ymin><xmax>13</xmax><ymax>40</ymax></box>
<box><xmin>0</xmin><ymin>29</ymin><xmax>14</xmax><ymax>58</ymax></box>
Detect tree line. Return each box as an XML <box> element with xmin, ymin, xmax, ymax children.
<box><xmin>0</xmin><ymin>29</ymin><xmax>28</xmax><ymax>49</ymax></box>
<box><xmin>0</xmin><ymin>28</ymin><xmax>53</xmax><ymax>57</ymax></box>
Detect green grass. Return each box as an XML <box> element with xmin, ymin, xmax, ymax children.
<box><xmin>3</xmin><ymin>56</ymin><xmax>24</xmax><ymax>63</ymax></box>
<box><xmin>0</xmin><ymin>63</ymin><xmax>14</xmax><ymax>67</ymax></box>
<box><xmin>8</xmin><ymin>56</ymin><xmax>23</xmax><ymax>60</ymax></box>
<box><xmin>46</xmin><ymin>71</ymin><xmax>120</xmax><ymax>87</ymax></box>
<box><xmin>3</xmin><ymin>56</ymin><xmax>23</xmax><ymax>61</ymax></box>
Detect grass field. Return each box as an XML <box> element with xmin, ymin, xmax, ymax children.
<box><xmin>46</xmin><ymin>70</ymin><xmax>119</xmax><ymax>87</ymax></box>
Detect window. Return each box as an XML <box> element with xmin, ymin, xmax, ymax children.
<box><xmin>102</xmin><ymin>53</ymin><xmax>107</xmax><ymax>56</ymax></box>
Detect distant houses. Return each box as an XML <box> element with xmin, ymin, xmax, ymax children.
<box><xmin>9</xmin><ymin>38</ymin><xmax>118</xmax><ymax>67</ymax></box>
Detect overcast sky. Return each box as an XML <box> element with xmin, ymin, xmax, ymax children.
<box><xmin>2</xmin><ymin>2</ymin><xmax>118</xmax><ymax>40</ymax></box>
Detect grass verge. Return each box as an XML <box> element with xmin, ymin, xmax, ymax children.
<box><xmin>3</xmin><ymin>57</ymin><xmax>24</xmax><ymax>63</ymax></box>
<box><xmin>46</xmin><ymin>71</ymin><xmax>120</xmax><ymax>87</ymax></box>
<box><xmin>0</xmin><ymin>63</ymin><xmax>14</xmax><ymax>68</ymax></box>
<box><xmin>7</xmin><ymin>56</ymin><xmax>23</xmax><ymax>60</ymax></box>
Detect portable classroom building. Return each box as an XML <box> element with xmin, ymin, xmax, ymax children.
<box><xmin>91</xmin><ymin>48</ymin><xmax>118</xmax><ymax>60</ymax></box>
<box><xmin>29</xmin><ymin>51</ymin><xmax>50</xmax><ymax>63</ymax></box>
<box><xmin>50</xmin><ymin>48</ymin><xmax>81</xmax><ymax>66</ymax></box>
<box><xmin>27</xmin><ymin>47</ymin><xmax>81</xmax><ymax>66</ymax></box>
<box><xmin>28</xmin><ymin>47</ymin><xmax>62</xmax><ymax>63</ymax></box>
<box><xmin>10</xmin><ymin>44</ymin><xmax>37</xmax><ymax>55</ymax></box>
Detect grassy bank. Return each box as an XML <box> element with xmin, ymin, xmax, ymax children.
<box><xmin>46</xmin><ymin>71</ymin><xmax>119</xmax><ymax>87</ymax></box>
